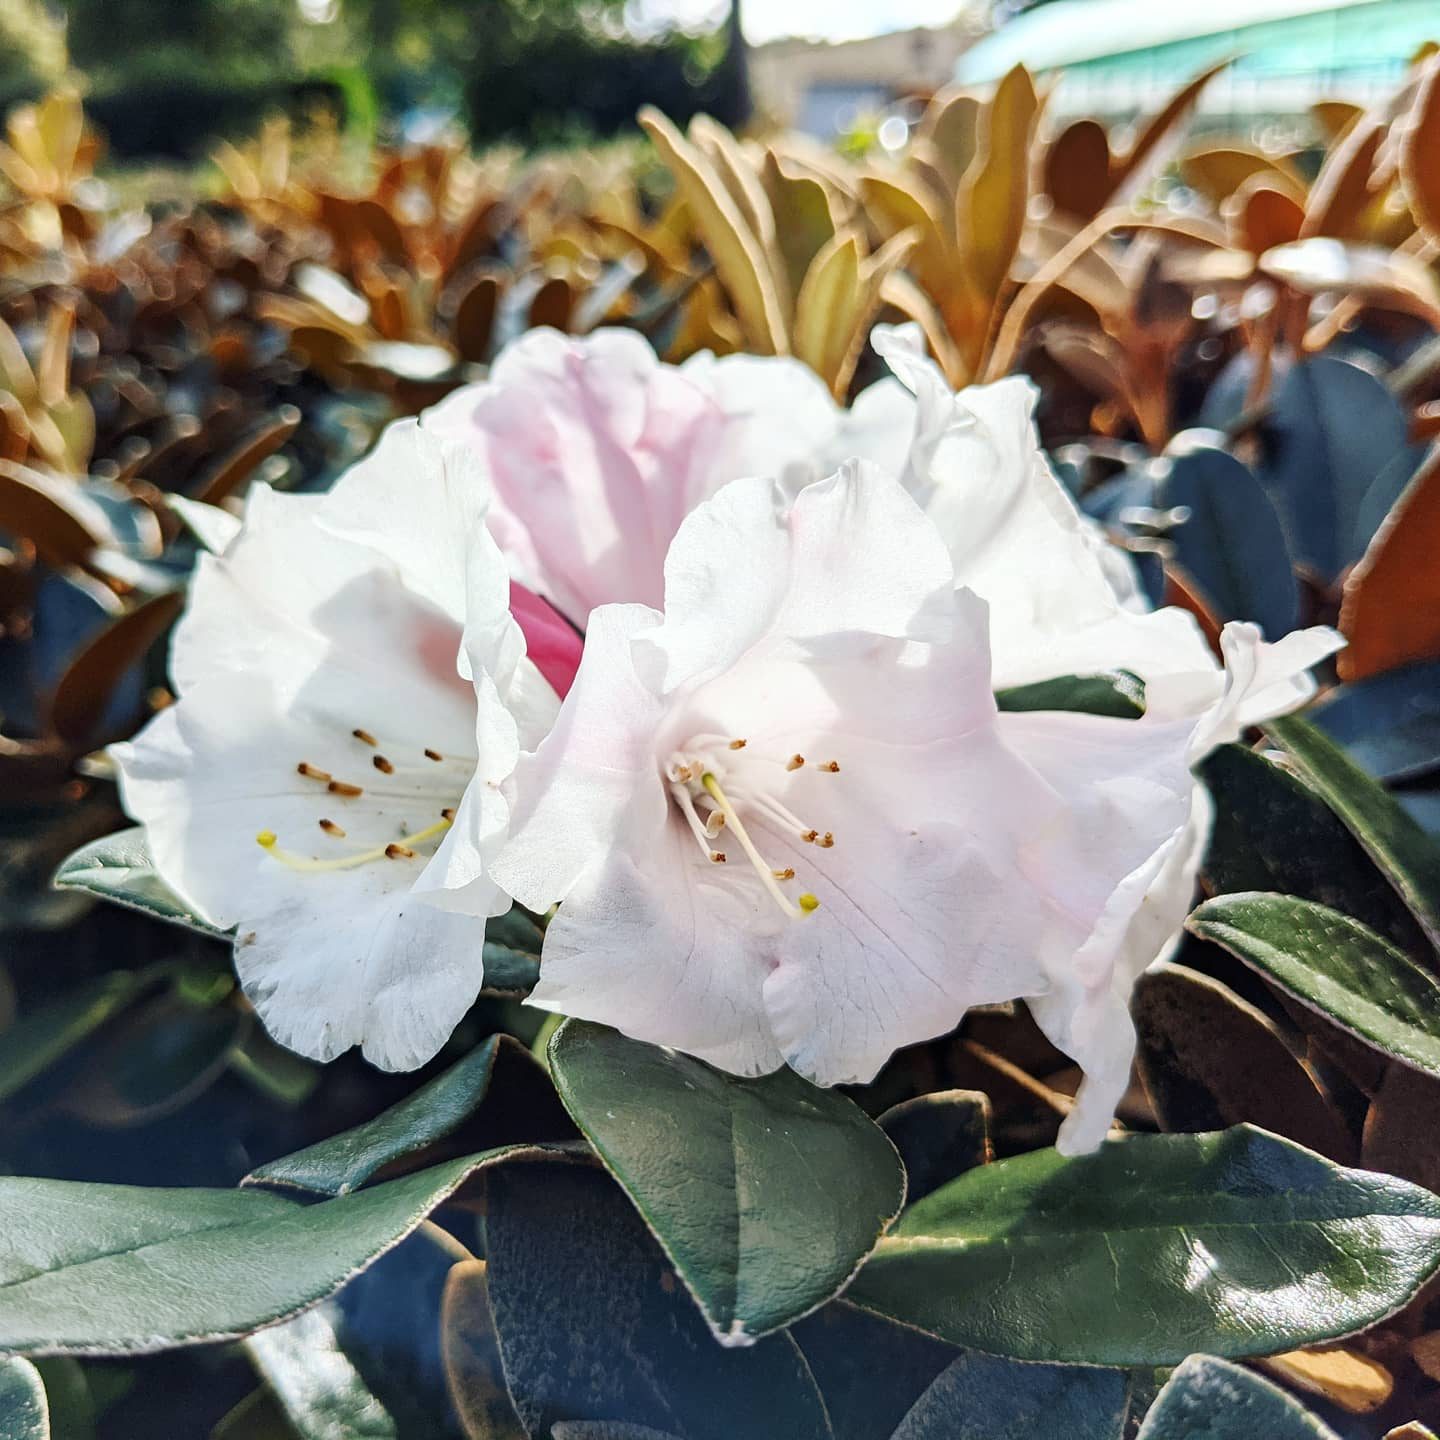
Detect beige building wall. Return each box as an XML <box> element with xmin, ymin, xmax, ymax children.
<box><xmin>750</xmin><ymin>20</ymin><xmax>984</xmax><ymax>132</ymax></box>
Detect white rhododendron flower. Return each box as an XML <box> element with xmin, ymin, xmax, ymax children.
<box><xmin>424</xmin><ymin>326</ymin><xmax>838</xmax><ymax>622</ymax></box>
<box><xmin>491</xmin><ymin>463</ymin><xmax>1066</xmax><ymax>1084</ymax></box>
<box><xmin>845</xmin><ymin>325</ymin><xmax>1344</xmax><ymax>1151</ymax></box>
<box><xmin>112</xmin><ymin>422</ymin><xmax>558</xmax><ymax>1070</ymax></box>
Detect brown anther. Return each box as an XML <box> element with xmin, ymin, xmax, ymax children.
<box><xmin>817</xmin><ymin>832</ymin><xmax>835</xmax><ymax>849</ymax></box>
<box><xmin>328</xmin><ymin>780</ymin><xmax>364</xmax><ymax>797</ymax></box>
<box><xmin>729</xmin><ymin>738</ymin><xmax>747</xmax><ymax>750</ymax></box>
<box><xmin>820</xmin><ymin>761</ymin><xmax>841</xmax><ymax>773</ymax></box>
<box><xmin>352</xmin><ymin>728</ymin><xmax>377</xmax><ymax>746</ymax></box>
<box><xmin>772</xmin><ymin>867</ymin><xmax>795</xmax><ymax>880</ymax></box>
<box><xmin>373</xmin><ymin>755</ymin><xmax>395</xmax><ymax>775</ymax></box>
<box><xmin>385</xmin><ymin>843</ymin><xmax>416</xmax><ymax>859</ymax></box>
<box><xmin>319</xmin><ymin>819</ymin><xmax>346</xmax><ymax>838</ymax></box>
<box><xmin>711</xmin><ymin>812</ymin><xmax>726</xmax><ymax>830</ymax></box>
<box><xmin>710</xmin><ymin>851</ymin><xmax>727</xmax><ymax>863</ymax></box>
<box><xmin>786</xmin><ymin>754</ymin><xmax>805</xmax><ymax>771</ymax></box>
<box><xmin>441</xmin><ymin>807</ymin><xmax>457</xmax><ymax>822</ymax></box>
<box><xmin>677</xmin><ymin>764</ymin><xmax>693</xmax><ymax>782</ymax></box>
<box><xmin>801</xmin><ymin>829</ymin><xmax>819</xmax><ymax>843</ymax></box>
<box><xmin>424</xmin><ymin>748</ymin><xmax>443</xmax><ymax>762</ymax></box>
<box><xmin>297</xmin><ymin>762</ymin><xmax>331</xmax><ymax>782</ymax></box>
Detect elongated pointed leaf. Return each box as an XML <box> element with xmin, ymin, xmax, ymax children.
<box><xmin>548</xmin><ymin>1021</ymin><xmax>904</xmax><ymax>1344</ymax></box>
<box><xmin>846</xmin><ymin>1126</ymin><xmax>1440</xmax><ymax>1365</ymax></box>
<box><xmin>878</xmin><ymin>1091</ymin><xmax>992</xmax><ymax>1204</ymax></box>
<box><xmin>245</xmin><ymin>1034</ymin><xmax>573</xmax><ymax>1196</ymax></box>
<box><xmin>1264</xmin><ymin>714</ymin><xmax>1440</xmax><ymax>947</ymax></box>
<box><xmin>893</xmin><ymin>1350</ymin><xmax>1128</xmax><ymax>1440</ymax></box>
<box><xmin>995</xmin><ymin>670</ymin><xmax>1145</xmax><ymax>718</ymax></box>
<box><xmin>52</xmin><ymin>826</ymin><xmax>228</xmax><ymax>938</ymax></box>
<box><xmin>1200</xmin><ymin>743</ymin><xmax>1429</xmax><ymax>955</ymax></box>
<box><xmin>1190</xmin><ymin>893</ymin><xmax>1440</xmax><ymax>1078</ymax></box>
<box><xmin>0</xmin><ymin>1148</ymin><xmax>532</xmax><ymax>1356</ymax></box>
<box><xmin>1136</xmin><ymin>1354</ymin><xmax>1340</xmax><ymax>1438</ymax></box>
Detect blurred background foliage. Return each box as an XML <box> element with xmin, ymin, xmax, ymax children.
<box><xmin>2</xmin><ymin>1</ymin><xmax>1440</xmax><ymax>1435</ymax></box>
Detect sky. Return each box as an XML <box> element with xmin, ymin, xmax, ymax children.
<box><xmin>629</xmin><ymin>0</ymin><xmax>974</xmax><ymax>46</ymax></box>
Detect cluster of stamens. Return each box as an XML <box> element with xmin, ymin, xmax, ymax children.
<box><xmin>664</xmin><ymin>735</ymin><xmax>842</xmax><ymax>920</ymax></box>
<box><xmin>254</xmin><ymin>723</ymin><xmax>460</xmax><ymax>874</ymax></box>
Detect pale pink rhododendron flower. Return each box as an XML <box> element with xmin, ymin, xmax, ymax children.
<box><xmin>112</xmin><ymin>422</ymin><xmax>558</xmax><ymax>1070</ymax></box>
<box><xmin>424</xmin><ymin>326</ymin><xmax>838</xmax><ymax>624</ymax></box>
<box><xmin>441</xmin><ymin>324</ymin><xmax>1340</xmax><ymax>1151</ymax></box>
<box><xmin>491</xmin><ymin>464</ymin><xmax>1065</xmax><ymax>1083</ymax></box>
<box><xmin>846</xmin><ymin>326</ymin><xmax>1344</xmax><ymax>1152</ymax></box>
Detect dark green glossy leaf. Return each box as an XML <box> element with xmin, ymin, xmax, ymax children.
<box><xmin>892</xmin><ymin>1350</ymin><xmax>1128</xmax><ymax>1440</ymax></box>
<box><xmin>548</xmin><ymin>1020</ymin><xmax>905</xmax><ymax>1342</ymax></box>
<box><xmin>481</xmin><ymin>909</ymin><xmax>544</xmax><ymax>996</ymax></box>
<box><xmin>245</xmin><ymin>1035</ymin><xmax>573</xmax><ymax>1197</ymax></box>
<box><xmin>995</xmin><ymin>671</ymin><xmax>1145</xmax><ymax>718</ymax></box>
<box><xmin>1200</xmin><ymin>743</ymin><xmax>1429</xmax><ymax>955</ymax></box>
<box><xmin>1309</xmin><ymin>660</ymin><xmax>1440</xmax><ymax>786</ymax></box>
<box><xmin>1264</xmin><ymin>715</ymin><xmax>1440</xmax><ymax>948</ymax></box>
<box><xmin>52</xmin><ymin>826</ymin><xmax>228</xmax><ymax>939</ymax></box>
<box><xmin>792</xmin><ymin>1303</ymin><xmax>956</xmax><ymax>1440</ymax></box>
<box><xmin>1190</xmin><ymin>893</ymin><xmax>1440</xmax><ymax>1078</ymax></box>
<box><xmin>0</xmin><ymin>1358</ymin><xmax>47</xmax><ymax>1439</ymax></box>
<box><xmin>0</xmin><ymin>970</ymin><xmax>146</xmax><ymax>1104</ymax></box>
<box><xmin>878</xmin><ymin>1091</ymin><xmax>992</xmax><ymax>1203</ymax></box>
<box><xmin>1135</xmin><ymin>1354</ymin><xmax>1340</xmax><ymax>1438</ymax></box>
<box><xmin>247</xmin><ymin>1225</ymin><xmax>464</xmax><ymax>1440</ymax></box>
<box><xmin>1257</xmin><ymin>356</ymin><xmax>1412</xmax><ymax>581</ymax></box>
<box><xmin>846</xmin><ymin>1126</ymin><xmax>1440</xmax><ymax>1365</ymax></box>
<box><xmin>0</xmin><ymin>1148</ymin><xmax>529</xmax><ymax>1355</ymax></box>
<box><xmin>1158</xmin><ymin>441</ymin><xmax>1298</xmax><ymax>636</ymax></box>
<box><xmin>483</xmin><ymin>1158</ymin><xmax>834</xmax><ymax>1440</ymax></box>
<box><xmin>1133</xmin><ymin>962</ymin><xmax>1352</xmax><ymax>1161</ymax></box>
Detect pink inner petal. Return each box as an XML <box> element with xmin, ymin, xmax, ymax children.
<box><xmin>510</xmin><ymin>580</ymin><xmax>584</xmax><ymax>699</ymax></box>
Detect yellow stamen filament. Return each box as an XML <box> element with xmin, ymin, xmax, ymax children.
<box><xmin>297</xmin><ymin>762</ymin><xmax>331</xmax><ymax>782</ymax></box>
<box><xmin>424</xmin><ymin>748</ymin><xmax>443</xmax><ymax>762</ymax></box>
<box><xmin>352</xmin><ymin>728</ymin><xmax>377</xmax><ymax>746</ymax></box>
<box><xmin>319</xmin><ymin>819</ymin><xmax>346</xmax><ymax>837</ymax></box>
<box><xmin>701</xmin><ymin>773</ymin><xmax>817</xmax><ymax>919</ymax></box>
<box><xmin>256</xmin><ymin>815</ymin><xmax>451</xmax><ymax>872</ymax></box>
<box><xmin>373</xmin><ymin>755</ymin><xmax>395</xmax><ymax>774</ymax></box>
<box><xmin>786</xmin><ymin>754</ymin><xmax>805</xmax><ymax>771</ymax></box>
<box><xmin>329</xmin><ymin>780</ymin><xmax>364</xmax><ymax>797</ymax></box>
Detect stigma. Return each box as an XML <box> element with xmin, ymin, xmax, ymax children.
<box><xmin>664</xmin><ymin>737</ymin><xmax>840</xmax><ymax>921</ymax></box>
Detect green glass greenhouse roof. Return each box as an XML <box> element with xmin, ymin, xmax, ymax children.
<box><xmin>957</xmin><ymin>0</ymin><xmax>1439</xmax><ymax>82</ymax></box>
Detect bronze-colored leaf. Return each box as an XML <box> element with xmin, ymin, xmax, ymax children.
<box><xmin>441</xmin><ymin>1260</ymin><xmax>527</xmax><ymax>1440</ymax></box>
<box><xmin>1043</xmin><ymin>119</ymin><xmax>1111</xmax><ymax>221</ymax></box>
<box><xmin>47</xmin><ymin>589</ymin><xmax>184</xmax><ymax>747</ymax></box>
<box><xmin>528</xmin><ymin>274</ymin><xmax>574</xmax><ymax>332</ymax></box>
<box><xmin>0</xmin><ymin>459</ymin><xmax>110</xmax><ymax>567</ymax></box>
<box><xmin>1400</xmin><ymin>55</ymin><xmax>1440</xmax><ymax>241</ymax></box>
<box><xmin>639</xmin><ymin>107</ymin><xmax>788</xmax><ymax>356</ymax></box>
<box><xmin>453</xmin><ymin>272</ymin><xmax>501</xmax><ymax>363</ymax></box>
<box><xmin>1363</xmin><ymin>1062</ymin><xmax>1440</xmax><ymax>1193</ymax></box>
<box><xmin>190</xmin><ymin>407</ymin><xmax>301</xmax><ymax>506</ymax></box>
<box><xmin>1256</xmin><ymin>1348</ymin><xmax>1394</xmax><ymax>1415</ymax></box>
<box><xmin>793</xmin><ymin>231</ymin><xmax>863</xmax><ymax>396</ymax></box>
<box><xmin>1302</xmin><ymin>112</ymin><xmax>1384</xmax><ymax>239</ymax></box>
<box><xmin>1109</xmin><ymin>59</ymin><xmax>1230</xmax><ymax>203</ymax></box>
<box><xmin>1313</xmin><ymin>100</ymin><xmax>1364</xmax><ymax>142</ymax></box>
<box><xmin>761</xmin><ymin>151</ymin><xmax>843</xmax><ymax>305</ymax></box>
<box><xmin>1133</xmin><ymin>962</ymin><xmax>1354</xmax><ymax>1163</ymax></box>
<box><xmin>917</xmin><ymin>86</ymin><xmax>981</xmax><ymax>187</ymax></box>
<box><xmin>1234</xmin><ymin>180</ymin><xmax>1307</xmax><ymax>254</ymax></box>
<box><xmin>1180</xmin><ymin>146</ymin><xmax>1305</xmax><ymax>206</ymax></box>
<box><xmin>1339</xmin><ymin>445</ymin><xmax>1440</xmax><ymax>679</ymax></box>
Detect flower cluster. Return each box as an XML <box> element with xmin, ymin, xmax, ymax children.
<box><xmin>114</xmin><ymin>326</ymin><xmax>1342</xmax><ymax>1153</ymax></box>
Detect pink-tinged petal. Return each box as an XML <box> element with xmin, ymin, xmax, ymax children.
<box><xmin>490</xmin><ymin>603</ymin><xmax>668</xmax><ymax>914</ymax></box>
<box><xmin>509</xmin><ymin>581</ymin><xmax>582</xmax><ymax>699</ymax></box>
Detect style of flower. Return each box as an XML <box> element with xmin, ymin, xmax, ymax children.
<box><xmin>424</xmin><ymin>325</ymin><xmax>840</xmax><ymax>624</ymax></box>
<box><xmin>491</xmin><ymin>462</ymin><xmax>1067</xmax><ymax>1085</ymax></box>
<box><xmin>112</xmin><ymin>421</ymin><xmax>558</xmax><ymax>1070</ymax></box>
